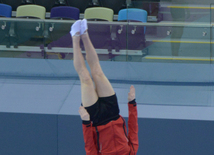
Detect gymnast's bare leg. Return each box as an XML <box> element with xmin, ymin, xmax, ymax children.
<box><xmin>80</xmin><ymin>19</ymin><xmax>115</xmax><ymax>97</ymax></box>
<box><xmin>71</xmin><ymin>20</ymin><xmax>98</xmax><ymax>107</ymax></box>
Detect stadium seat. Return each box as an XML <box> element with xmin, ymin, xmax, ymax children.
<box><xmin>118</xmin><ymin>8</ymin><xmax>147</xmax><ymax>33</ymax></box>
<box><xmin>0</xmin><ymin>3</ymin><xmax>12</xmax><ymax>17</ymax></box>
<box><xmin>83</xmin><ymin>7</ymin><xmax>114</xmax><ymax>51</ymax></box>
<box><xmin>47</xmin><ymin>6</ymin><xmax>80</xmax><ymax>53</ymax></box>
<box><xmin>50</xmin><ymin>6</ymin><xmax>80</xmax><ymax>20</ymax></box>
<box><xmin>118</xmin><ymin>8</ymin><xmax>147</xmax><ymax>24</ymax></box>
<box><xmin>114</xmin><ymin>8</ymin><xmax>148</xmax><ymax>51</ymax></box>
<box><xmin>67</xmin><ymin>0</ymin><xmax>91</xmax><ymax>13</ymax></box>
<box><xmin>99</xmin><ymin>0</ymin><xmax>126</xmax><ymax>14</ymax></box>
<box><xmin>11</xmin><ymin>5</ymin><xmax>46</xmax><ymax>48</ymax></box>
<box><xmin>16</xmin><ymin>4</ymin><xmax>46</xmax><ymax>19</ymax></box>
<box><xmin>0</xmin><ymin>3</ymin><xmax>12</xmax><ymax>47</ymax></box>
<box><xmin>1</xmin><ymin>0</ymin><xmax>22</xmax><ymax>11</ymax></box>
<box><xmin>84</xmin><ymin>7</ymin><xmax>114</xmax><ymax>21</ymax></box>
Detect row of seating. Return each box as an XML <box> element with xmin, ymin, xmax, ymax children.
<box><xmin>0</xmin><ymin>3</ymin><xmax>148</xmax><ymax>22</ymax></box>
<box><xmin>0</xmin><ymin>3</ymin><xmax>147</xmax><ymax>52</ymax></box>
<box><xmin>0</xmin><ymin>0</ymin><xmax>127</xmax><ymax>14</ymax></box>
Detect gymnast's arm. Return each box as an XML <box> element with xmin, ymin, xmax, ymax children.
<box><xmin>127</xmin><ymin>86</ymin><xmax>139</xmax><ymax>154</ymax></box>
<box><xmin>79</xmin><ymin>106</ymin><xmax>98</xmax><ymax>155</ymax></box>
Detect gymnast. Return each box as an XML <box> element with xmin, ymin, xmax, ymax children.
<box><xmin>70</xmin><ymin>19</ymin><xmax>138</xmax><ymax>155</ymax></box>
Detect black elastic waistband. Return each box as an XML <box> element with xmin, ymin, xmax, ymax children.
<box><xmin>93</xmin><ymin>115</ymin><xmax>120</xmax><ymax>127</ymax></box>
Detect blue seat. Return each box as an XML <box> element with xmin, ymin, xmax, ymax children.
<box><xmin>50</xmin><ymin>6</ymin><xmax>80</xmax><ymax>20</ymax></box>
<box><xmin>0</xmin><ymin>4</ymin><xmax>12</xmax><ymax>47</ymax></box>
<box><xmin>0</xmin><ymin>3</ymin><xmax>12</xmax><ymax>17</ymax></box>
<box><xmin>114</xmin><ymin>8</ymin><xmax>148</xmax><ymax>51</ymax></box>
<box><xmin>118</xmin><ymin>8</ymin><xmax>147</xmax><ymax>23</ymax></box>
<box><xmin>118</xmin><ymin>8</ymin><xmax>147</xmax><ymax>33</ymax></box>
<box><xmin>1</xmin><ymin>0</ymin><xmax>22</xmax><ymax>11</ymax></box>
<box><xmin>118</xmin><ymin>8</ymin><xmax>148</xmax><ymax>23</ymax></box>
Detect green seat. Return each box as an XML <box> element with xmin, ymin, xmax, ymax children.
<box><xmin>84</xmin><ymin>7</ymin><xmax>113</xmax><ymax>21</ymax></box>
<box><xmin>16</xmin><ymin>4</ymin><xmax>46</xmax><ymax>19</ymax></box>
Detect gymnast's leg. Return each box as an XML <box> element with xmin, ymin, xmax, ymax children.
<box><xmin>71</xmin><ymin>20</ymin><xmax>98</xmax><ymax>107</ymax></box>
<box><xmin>80</xmin><ymin>19</ymin><xmax>115</xmax><ymax>97</ymax></box>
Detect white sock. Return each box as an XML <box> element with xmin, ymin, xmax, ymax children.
<box><xmin>70</xmin><ymin>20</ymin><xmax>81</xmax><ymax>36</ymax></box>
<box><xmin>81</xmin><ymin>19</ymin><xmax>88</xmax><ymax>35</ymax></box>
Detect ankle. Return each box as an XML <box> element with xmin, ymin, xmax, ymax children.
<box><xmin>72</xmin><ymin>35</ymin><xmax>80</xmax><ymax>43</ymax></box>
<box><xmin>81</xmin><ymin>32</ymin><xmax>89</xmax><ymax>40</ymax></box>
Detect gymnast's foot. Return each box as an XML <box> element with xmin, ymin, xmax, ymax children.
<box><xmin>81</xmin><ymin>19</ymin><xmax>88</xmax><ymax>35</ymax></box>
<box><xmin>70</xmin><ymin>20</ymin><xmax>81</xmax><ymax>37</ymax></box>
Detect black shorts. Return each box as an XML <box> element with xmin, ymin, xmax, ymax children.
<box><xmin>85</xmin><ymin>94</ymin><xmax>120</xmax><ymax>126</ymax></box>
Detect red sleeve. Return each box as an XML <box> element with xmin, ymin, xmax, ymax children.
<box><xmin>128</xmin><ymin>102</ymin><xmax>139</xmax><ymax>154</ymax></box>
<box><xmin>82</xmin><ymin>123</ymin><xmax>98</xmax><ymax>155</ymax></box>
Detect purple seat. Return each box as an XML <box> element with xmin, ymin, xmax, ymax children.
<box><xmin>50</xmin><ymin>6</ymin><xmax>80</xmax><ymax>20</ymax></box>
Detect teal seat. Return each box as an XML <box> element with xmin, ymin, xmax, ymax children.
<box><xmin>118</xmin><ymin>8</ymin><xmax>147</xmax><ymax>34</ymax></box>
<box><xmin>118</xmin><ymin>8</ymin><xmax>148</xmax><ymax>22</ymax></box>
<box><xmin>113</xmin><ymin>8</ymin><xmax>147</xmax><ymax>51</ymax></box>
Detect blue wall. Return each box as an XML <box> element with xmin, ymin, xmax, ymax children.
<box><xmin>1</xmin><ymin>113</ymin><xmax>214</xmax><ymax>155</ymax></box>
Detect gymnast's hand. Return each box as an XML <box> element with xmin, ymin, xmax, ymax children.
<box><xmin>79</xmin><ymin>106</ymin><xmax>90</xmax><ymax>121</ymax></box>
<box><xmin>128</xmin><ymin>85</ymin><xmax>135</xmax><ymax>102</ymax></box>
